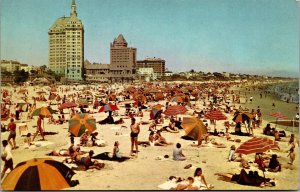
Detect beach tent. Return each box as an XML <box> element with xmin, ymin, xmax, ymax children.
<box><xmin>2</xmin><ymin>158</ymin><xmax>76</xmax><ymax>190</ymax></box>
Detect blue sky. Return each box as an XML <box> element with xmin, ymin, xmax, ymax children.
<box><xmin>1</xmin><ymin>0</ymin><xmax>299</xmax><ymax>77</ymax></box>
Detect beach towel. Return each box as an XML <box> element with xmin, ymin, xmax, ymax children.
<box><xmin>157</xmin><ymin>179</ymin><xmax>177</xmax><ymax>190</ymax></box>
<box><xmin>92</xmin><ymin>152</ymin><xmax>130</xmax><ymax>162</ymax></box>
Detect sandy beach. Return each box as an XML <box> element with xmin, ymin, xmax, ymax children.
<box><xmin>1</xmin><ymin>80</ymin><xmax>299</xmax><ymax>190</ymax></box>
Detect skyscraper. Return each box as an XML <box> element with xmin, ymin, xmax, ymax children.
<box><xmin>109</xmin><ymin>34</ymin><xmax>137</xmax><ymax>83</ymax></box>
<box><xmin>48</xmin><ymin>0</ymin><xmax>84</xmax><ymax>81</ymax></box>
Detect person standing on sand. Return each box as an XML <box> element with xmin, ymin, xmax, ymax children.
<box><xmin>32</xmin><ymin>115</ymin><xmax>45</xmax><ymax>141</ymax></box>
<box><xmin>1</xmin><ymin>140</ymin><xmax>13</xmax><ymax>179</ymax></box>
<box><xmin>7</xmin><ymin>118</ymin><xmax>17</xmax><ymax>149</ymax></box>
<box><xmin>130</xmin><ymin>117</ymin><xmax>140</xmax><ymax>156</ymax></box>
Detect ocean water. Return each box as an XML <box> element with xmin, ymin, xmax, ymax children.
<box><xmin>267</xmin><ymin>81</ymin><xmax>299</xmax><ymax>104</ymax></box>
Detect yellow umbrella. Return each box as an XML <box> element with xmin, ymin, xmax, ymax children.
<box><xmin>182</xmin><ymin>117</ymin><xmax>207</xmax><ymax>141</ymax></box>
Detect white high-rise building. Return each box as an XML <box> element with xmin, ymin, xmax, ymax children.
<box><xmin>48</xmin><ymin>0</ymin><xmax>84</xmax><ymax>80</ymax></box>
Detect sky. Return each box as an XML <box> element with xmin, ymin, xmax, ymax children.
<box><xmin>0</xmin><ymin>0</ymin><xmax>299</xmax><ymax>77</ymax></box>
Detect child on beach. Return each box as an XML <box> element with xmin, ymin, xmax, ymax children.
<box><xmin>287</xmin><ymin>148</ymin><xmax>295</xmax><ymax>165</ymax></box>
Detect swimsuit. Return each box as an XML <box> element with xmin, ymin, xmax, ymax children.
<box><xmin>130</xmin><ymin>132</ymin><xmax>138</xmax><ymax>138</ymax></box>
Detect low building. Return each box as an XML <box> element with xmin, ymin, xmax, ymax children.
<box><xmin>84</xmin><ymin>60</ymin><xmax>109</xmax><ymax>83</ymax></box>
<box><xmin>137</xmin><ymin>68</ymin><xmax>157</xmax><ymax>82</ymax></box>
<box><xmin>1</xmin><ymin>60</ymin><xmax>21</xmax><ymax>72</ymax></box>
<box><xmin>20</xmin><ymin>64</ymin><xmax>29</xmax><ymax>72</ymax></box>
<box><xmin>137</xmin><ymin>57</ymin><xmax>165</xmax><ymax>78</ymax></box>
<box><xmin>164</xmin><ymin>70</ymin><xmax>173</xmax><ymax>77</ymax></box>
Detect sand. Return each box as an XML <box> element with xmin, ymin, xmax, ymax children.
<box><xmin>1</xmin><ymin>81</ymin><xmax>299</xmax><ymax>190</ymax></box>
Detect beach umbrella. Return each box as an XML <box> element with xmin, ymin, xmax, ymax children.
<box><xmin>50</xmin><ymin>87</ymin><xmax>57</xmax><ymax>92</ymax></box>
<box><xmin>31</xmin><ymin>107</ymin><xmax>53</xmax><ymax>117</ymax></box>
<box><xmin>204</xmin><ymin>110</ymin><xmax>227</xmax><ymax>121</ymax></box>
<box><xmin>134</xmin><ymin>94</ymin><xmax>147</xmax><ymax>103</ymax></box>
<box><xmin>152</xmin><ymin>104</ymin><xmax>164</xmax><ymax>110</ymax></box>
<box><xmin>236</xmin><ymin>137</ymin><xmax>279</xmax><ymax>155</ymax></box>
<box><xmin>269</xmin><ymin>119</ymin><xmax>299</xmax><ymax>133</ymax></box>
<box><xmin>155</xmin><ymin>92</ymin><xmax>165</xmax><ymax>101</ymax></box>
<box><xmin>150</xmin><ymin>108</ymin><xmax>162</xmax><ymax>120</ymax></box>
<box><xmin>164</xmin><ymin>105</ymin><xmax>187</xmax><ymax>116</ymax></box>
<box><xmin>232</xmin><ymin>112</ymin><xmax>253</xmax><ymax>123</ymax></box>
<box><xmin>181</xmin><ymin>117</ymin><xmax>207</xmax><ymax>141</ymax></box>
<box><xmin>235</xmin><ymin>136</ymin><xmax>280</xmax><ymax>183</ymax></box>
<box><xmin>269</xmin><ymin>111</ymin><xmax>288</xmax><ymax>129</ymax></box>
<box><xmin>36</xmin><ymin>90</ymin><xmax>46</xmax><ymax>95</ymax></box>
<box><xmin>269</xmin><ymin>112</ymin><xmax>288</xmax><ymax>120</ymax></box>
<box><xmin>69</xmin><ymin>113</ymin><xmax>96</xmax><ymax>136</ymax></box>
<box><xmin>2</xmin><ymin>158</ymin><xmax>76</xmax><ymax>190</ymax></box>
<box><xmin>58</xmin><ymin>102</ymin><xmax>78</xmax><ymax>110</ymax></box>
<box><xmin>204</xmin><ymin>109</ymin><xmax>227</xmax><ymax>129</ymax></box>
<box><xmin>98</xmin><ymin>104</ymin><xmax>119</xmax><ymax>112</ymax></box>
<box><xmin>170</xmin><ymin>96</ymin><xmax>184</xmax><ymax>103</ymax></box>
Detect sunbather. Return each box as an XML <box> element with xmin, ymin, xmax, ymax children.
<box><xmin>170</xmin><ymin>177</ymin><xmax>199</xmax><ymax>190</ymax></box>
<box><xmin>74</xmin><ymin>150</ymin><xmax>105</xmax><ymax>170</ymax></box>
<box><xmin>215</xmin><ymin>169</ymin><xmax>276</xmax><ymax>187</ymax></box>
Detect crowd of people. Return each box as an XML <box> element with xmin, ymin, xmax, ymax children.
<box><xmin>0</xmin><ymin>81</ymin><xmax>298</xmax><ymax>190</ymax></box>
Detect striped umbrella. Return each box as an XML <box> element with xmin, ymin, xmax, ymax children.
<box><xmin>269</xmin><ymin>111</ymin><xmax>288</xmax><ymax>129</ymax></box>
<box><xmin>204</xmin><ymin>110</ymin><xmax>227</xmax><ymax>121</ymax></box>
<box><xmin>98</xmin><ymin>104</ymin><xmax>119</xmax><ymax>112</ymax></box>
<box><xmin>164</xmin><ymin>105</ymin><xmax>187</xmax><ymax>116</ymax></box>
<box><xmin>182</xmin><ymin>117</ymin><xmax>207</xmax><ymax>141</ymax></box>
<box><xmin>232</xmin><ymin>112</ymin><xmax>253</xmax><ymax>123</ymax></box>
<box><xmin>269</xmin><ymin>112</ymin><xmax>288</xmax><ymax>120</ymax></box>
<box><xmin>235</xmin><ymin>137</ymin><xmax>280</xmax><ymax>184</ymax></box>
<box><xmin>69</xmin><ymin>113</ymin><xmax>96</xmax><ymax>137</ymax></box>
<box><xmin>2</xmin><ymin>158</ymin><xmax>76</xmax><ymax>190</ymax></box>
<box><xmin>236</xmin><ymin>137</ymin><xmax>279</xmax><ymax>155</ymax></box>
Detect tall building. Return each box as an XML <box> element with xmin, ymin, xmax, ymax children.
<box><xmin>109</xmin><ymin>34</ymin><xmax>137</xmax><ymax>83</ymax></box>
<box><xmin>48</xmin><ymin>0</ymin><xmax>84</xmax><ymax>81</ymax></box>
<box><xmin>136</xmin><ymin>57</ymin><xmax>166</xmax><ymax>78</ymax></box>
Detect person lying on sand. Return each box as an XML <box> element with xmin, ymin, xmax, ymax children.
<box><xmin>73</xmin><ymin>150</ymin><xmax>105</xmax><ymax>170</ymax></box>
<box><xmin>215</xmin><ymin>169</ymin><xmax>276</xmax><ymax>187</ymax></box>
<box><xmin>164</xmin><ymin>118</ymin><xmax>179</xmax><ymax>133</ymax></box>
<box><xmin>191</xmin><ymin>138</ymin><xmax>225</xmax><ymax>148</ymax></box>
<box><xmin>170</xmin><ymin>177</ymin><xmax>199</xmax><ymax>190</ymax></box>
